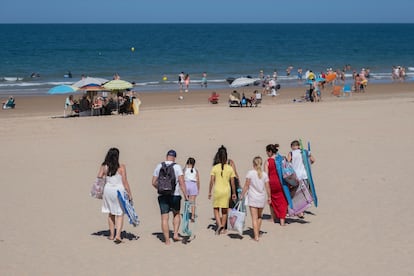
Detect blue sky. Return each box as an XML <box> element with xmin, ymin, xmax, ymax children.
<box><xmin>1</xmin><ymin>0</ymin><xmax>414</xmax><ymax>23</ymax></box>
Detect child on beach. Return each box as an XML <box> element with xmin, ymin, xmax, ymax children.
<box><xmin>201</xmin><ymin>72</ymin><xmax>207</xmax><ymax>88</ymax></box>
<box><xmin>184</xmin><ymin>157</ymin><xmax>200</xmax><ymax>222</ymax></box>
<box><xmin>241</xmin><ymin>156</ymin><xmax>271</xmax><ymax>241</ymax></box>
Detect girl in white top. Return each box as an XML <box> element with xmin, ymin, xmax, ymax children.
<box><xmin>241</xmin><ymin>156</ymin><xmax>271</xmax><ymax>241</ymax></box>
<box><xmin>184</xmin><ymin>157</ymin><xmax>200</xmax><ymax>221</ymax></box>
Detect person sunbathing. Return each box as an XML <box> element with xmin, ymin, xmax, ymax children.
<box><xmin>2</xmin><ymin>96</ymin><xmax>15</xmax><ymax>109</ymax></box>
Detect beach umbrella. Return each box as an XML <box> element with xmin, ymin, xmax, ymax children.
<box><xmin>80</xmin><ymin>84</ymin><xmax>106</xmax><ymax>91</ymax></box>
<box><xmin>72</xmin><ymin>77</ymin><xmax>108</xmax><ymax>88</ymax></box>
<box><xmin>229</xmin><ymin>77</ymin><xmax>260</xmax><ymax>88</ymax></box>
<box><xmin>103</xmin><ymin>79</ymin><xmax>133</xmax><ymax>90</ymax></box>
<box><xmin>48</xmin><ymin>85</ymin><xmax>78</xmax><ymax>94</ymax></box>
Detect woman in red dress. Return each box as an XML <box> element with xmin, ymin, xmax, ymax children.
<box><xmin>264</xmin><ymin>144</ymin><xmax>288</xmax><ymax>226</ymax></box>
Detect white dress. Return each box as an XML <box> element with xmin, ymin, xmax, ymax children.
<box><xmin>101</xmin><ymin>172</ymin><xmax>125</xmax><ymax>216</ymax></box>
<box><xmin>245</xmin><ymin>170</ymin><xmax>269</xmax><ymax>208</ymax></box>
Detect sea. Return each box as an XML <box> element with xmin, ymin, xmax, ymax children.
<box><xmin>1</xmin><ymin>23</ymin><xmax>413</xmax><ymax>96</ymax></box>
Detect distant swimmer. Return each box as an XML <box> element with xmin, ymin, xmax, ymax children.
<box><xmin>64</xmin><ymin>71</ymin><xmax>72</xmax><ymax>78</ymax></box>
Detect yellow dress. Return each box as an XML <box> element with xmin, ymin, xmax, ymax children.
<box><xmin>210</xmin><ymin>163</ymin><xmax>235</xmax><ymax>208</ymax></box>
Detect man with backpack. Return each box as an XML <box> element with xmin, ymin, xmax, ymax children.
<box><xmin>152</xmin><ymin>149</ymin><xmax>188</xmax><ymax>245</ymax></box>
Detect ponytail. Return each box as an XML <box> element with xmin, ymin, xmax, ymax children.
<box><xmin>253</xmin><ymin>156</ymin><xmax>263</xmax><ymax>179</ymax></box>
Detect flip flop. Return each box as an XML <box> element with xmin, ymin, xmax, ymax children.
<box><xmin>114</xmin><ymin>239</ymin><xmax>122</xmax><ymax>244</ymax></box>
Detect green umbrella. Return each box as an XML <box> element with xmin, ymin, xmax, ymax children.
<box><xmin>103</xmin><ymin>80</ymin><xmax>133</xmax><ymax>90</ymax></box>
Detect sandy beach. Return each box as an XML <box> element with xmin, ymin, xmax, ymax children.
<box><xmin>1</xmin><ymin>82</ymin><xmax>414</xmax><ymax>275</ymax></box>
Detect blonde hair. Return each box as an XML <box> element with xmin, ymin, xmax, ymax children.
<box><xmin>253</xmin><ymin>156</ymin><xmax>263</xmax><ymax>179</ymax></box>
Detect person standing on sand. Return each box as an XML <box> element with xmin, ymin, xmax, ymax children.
<box><xmin>286</xmin><ymin>140</ymin><xmax>315</xmax><ymax>219</ymax></box>
<box><xmin>99</xmin><ymin>148</ymin><xmax>133</xmax><ymax>244</ymax></box>
<box><xmin>209</xmin><ymin>145</ymin><xmax>237</xmax><ymax>235</ymax></box>
<box><xmin>184</xmin><ymin>157</ymin><xmax>200</xmax><ymax>222</ymax></box>
<box><xmin>184</xmin><ymin>74</ymin><xmax>190</xmax><ymax>92</ymax></box>
<box><xmin>178</xmin><ymin>72</ymin><xmax>185</xmax><ymax>91</ymax></box>
<box><xmin>212</xmin><ymin>145</ymin><xmax>240</xmax><ymax>209</ymax></box>
<box><xmin>240</xmin><ymin>156</ymin><xmax>271</xmax><ymax>241</ymax></box>
<box><xmin>264</xmin><ymin>144</ymin><xmax>288</xmax><ymax>226</ymax></box>
<box><xmin>152</xmin><ymin>150</ymin><xmax>188</xmax><ymax>245</ymax></box>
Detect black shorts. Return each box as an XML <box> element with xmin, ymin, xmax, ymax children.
<box><xmin>158</xmin><ymin>195</ymin><xmax>182</xmax><ymax>214</ymax></box>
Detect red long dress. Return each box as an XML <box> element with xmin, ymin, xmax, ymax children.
<box><xmin>267</xmin><ymin>157</ymin><xmax>288</xmax><ymax>219</ymax></box>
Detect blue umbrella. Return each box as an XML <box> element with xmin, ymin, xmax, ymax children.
<box><xmin>48</xmin><ymin>85</ymin><xmax>78</xmax><ymax>94</ymax></box>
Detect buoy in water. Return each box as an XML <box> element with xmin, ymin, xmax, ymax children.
<box><xmin>131</xmin><ymin>47</ymin><xmax>135</xmax><ymax>52</ymax></box>
<box><xmin>162</xmin><ymin>76</ymin><xmax>167</xmax><ymax>81</ymax></box>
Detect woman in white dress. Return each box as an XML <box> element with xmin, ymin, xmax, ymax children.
<box><xmin>98</xmin><ymin>148</ymin><xmax>132</xmax><ymax>244</ymax></box>
<box><xmin>241</xmin><ymin>156</ymin><xmax>271</xmax><ymax>241</ymax></box>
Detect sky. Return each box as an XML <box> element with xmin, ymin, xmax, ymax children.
<box><xmin>1</xmin><ymin>0</ymin><xmax>414</xmax><ymax>23</ymax></box>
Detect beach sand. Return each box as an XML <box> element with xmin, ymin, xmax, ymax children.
<box><xmin>1</xmin><ymin>82</ymin><xmax>413</xmax><ymax>275</ymax></box>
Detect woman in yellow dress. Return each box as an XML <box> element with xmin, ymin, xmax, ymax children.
<box><xmin>208</xmin><ymin>145</ymin><xmax>237</xmax><ymax>235</ymax></box>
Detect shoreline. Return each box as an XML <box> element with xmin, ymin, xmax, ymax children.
<box><xmin>1</xmin><ymin>82</ymin><xmax>414</xmax><ymax>119</ymax></box>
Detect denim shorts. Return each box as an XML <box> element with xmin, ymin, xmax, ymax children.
<box><xmin>158</xmin><ymin>195</ymin><xmax>182</xmax><ymax>214</ymax></box>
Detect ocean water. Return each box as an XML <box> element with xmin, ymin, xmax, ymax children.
<box><xmin>0</xmin><ymin>23</ymin><xmax>413</xmax><ymax>95</ymax></box>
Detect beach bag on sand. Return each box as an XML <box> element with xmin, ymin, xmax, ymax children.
<box><xmin>282</xmin><ymin>158</ymin><xmax>299</xmax><ymax>187</ymax></box>
<box><xmin>91</xmin><ymin>177</ymin><xmax>106</xmax><ymax>199</ymax></box>
<box><xmin>288</xmin><ymin>181</ymin><xmax>313</xmax><ymax>216</ymax></box>
<box><xmin>227</xmin><ymin>200</ymin><xmax>246</xmax><ymax>235</ymax></box>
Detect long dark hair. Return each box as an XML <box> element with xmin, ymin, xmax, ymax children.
<box><xmin>102</xmin><ymin>147</ymin><xmax>120</xmax><ymax>176</ymax></box>
<box><xmin>266</xmin><ymin>144</ymin><xmax>279</xmax><ymax>154</ymax></box>
<box><xmin>186</xmin><ymin>157</ymin><xmax>196</xmax><ymax>173</ymax></box>
<box><xmin>213</xmin><ymin>145</ymin><xmax>228</xmax><ymax>176</ymax></box>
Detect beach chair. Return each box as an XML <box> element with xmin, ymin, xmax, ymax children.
<box><xmin>229</xmin><ymin>91</ymin><xmax>241</xmax><ymax>107</ymax></box>
<box><xmin>342</xmin><ymin>84</ymin><xmax>352</xmax><ymax>97</ymax></box>
<box><xmin>208</xmin><ymin>92</ymin><xmax>219</xmax><ymax>104</ymax></box>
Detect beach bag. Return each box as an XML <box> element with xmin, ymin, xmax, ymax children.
<box><xmin>90</xmin><ymin>177</ymin><xmax>106</xmax><ymax>199</ymax></box>
<box><xmin>227</xmin><ymin>200</ymin><xmax>246</xmax><ymax>235</ymax></box>
<box><xmin>282</xmin><ymin>158</ymin><xmax>299</xmax><ymax>187</ymax></box>
<box><xmin>288</xmin><ymin>181</ymin><xmax>313</xmax><ymax>216</ymax></box>
<box><xmin>157</xmin><ymin>162</ymin><xmax>176</xmax><ymax>195</ymax></box>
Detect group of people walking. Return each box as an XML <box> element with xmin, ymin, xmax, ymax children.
<box><xmin>97</xmin><ymin>141</ymin><xmax>315</xmax><ymax>245</ymax></box>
